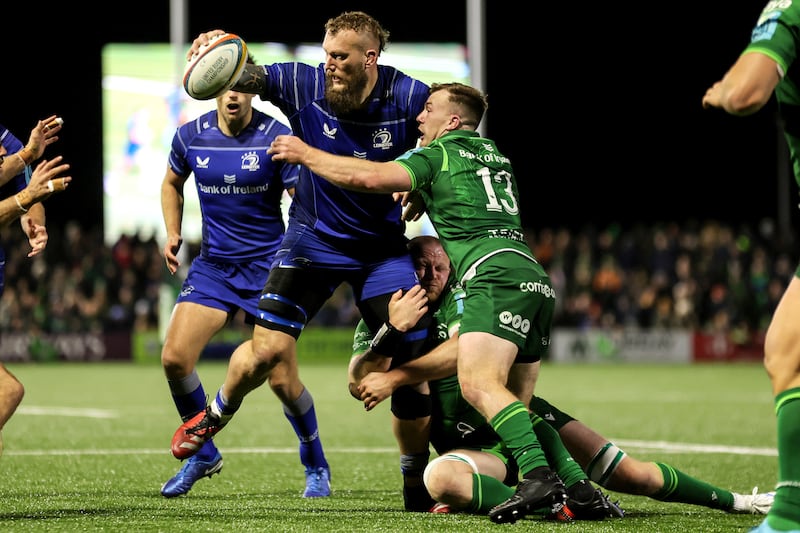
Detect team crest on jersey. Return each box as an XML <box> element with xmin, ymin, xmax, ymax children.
<box><xmin>323</xmin><ymin>123</ymin><xmax>338</xmax><ymax>139</ymax></box>
<box><xmin>195</xmin><ymin>156</ymin><xmax>210</xmax><ymax>168</ymax></box>
<box><xmin>372</xmin><ymin>128</ymin><xmax>393</xmax><ymax>150</ymax></box>
<box><xmin>241</xmin><ymin>151</ymin><xmax>260</xmax><ymax>171</ymax></box>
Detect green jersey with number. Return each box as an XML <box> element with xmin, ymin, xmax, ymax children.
<box><xmin>746</xmin><ymin>1</ymin><xmax>800</xmax><ymax>187</ymax></box>
<box><xmin>395</xmin><ymin>130</ymin><xmax>535</xmax><ymax>282</ymax></box>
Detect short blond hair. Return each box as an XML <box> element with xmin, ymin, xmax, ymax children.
<box><xmin>325</xmin><ymin>11</ymin><xmax>390</xmax><ymax>53</ymax></box>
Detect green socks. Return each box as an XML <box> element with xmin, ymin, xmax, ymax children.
<box><xmin>767</xmin><ymin>388</ymin><xmax>800</xmax><ymax>531</ymax></box>
<box><xmin>491</xmin><ymin>401</ymin><xmax>548</xmax><ymax>476</ymax></box>
<box><xmin>651</xmin><ymin>462</ymin><xmax>733</xmax><ymax>510</ymax></box>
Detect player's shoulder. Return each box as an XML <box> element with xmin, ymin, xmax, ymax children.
<box><xmin>265</xmin><ymin>62</ymin><xmax>321</xmax><ymax>88</ymax></box>
<box><xmin>178</xmin><ymin>110</ymin><xmax>218</xmax><ymax>137</ymax></box>
<box><xmin>251</xmin><ymin>109</ymin><xmax>292</xmax><ymax>136</ymax></box>
<box><xmin>377</xmin><ymin>65</ymin><xmax>429</xmax><ymax>94</ymax></box>
<box><xmin>0</xmin><ymin>123</ymin><xmax>21</xmax><ymax>148</ymax></box>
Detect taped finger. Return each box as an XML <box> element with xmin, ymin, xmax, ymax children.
<box><xmin>48</xmin><ymin>178</ymin><xmax>67</xmax><ymax>192</ymax></box>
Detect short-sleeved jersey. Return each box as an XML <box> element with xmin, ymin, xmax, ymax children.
<box><xmin>168</xmin><ymin>109</ymin><xmax>299</xmax><ymax>263</ymax></box>
<box><xmin>261</xmin><ymin>62</ymin><xmax>429</xmax><ymax>243</ymax></box>
<box><xmin>0</xmin><ymin>124</ymin><xmax>30</xmax><ymax>197</ymax></box>
<box><xmin>0</xmin><ymin>124</ymin><xmax>32</xmax><ymax>296</ymax></box>
<box><xmin>746</xmin><ymin>1</ymin><xmax>800</xmax><ymax>186</ymax></box>
<box><xmin>395</xmin><ymin>130</ymin><xmax>535</xmax><ymax>283</ymax></box>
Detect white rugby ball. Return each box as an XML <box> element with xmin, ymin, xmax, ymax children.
<box><xmin>183</xmin><ymin>33</ymin><xmax>248</xmax><ymax>100</ymax></box>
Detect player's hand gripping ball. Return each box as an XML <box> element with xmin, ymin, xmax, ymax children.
<box><xmin>183</xmin><ymin>33</ymin><xmax>248</xmax><ymax>100</ymax></box>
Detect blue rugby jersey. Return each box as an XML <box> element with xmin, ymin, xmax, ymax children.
<box><xmin>0</xmin><ymin>124</ymin><xmax>32</xmax><ymax>298</ymax></box>
<box><xmin>262</xmin><ymin>62</ymin><xmax>429</xmax><ymax>242</ymax></box>
<box><xmin>0</xmin><ymin>125</ymin><xmax>30</xmax><ymax>196</ymax></box>
<box><xmin>168</xmin><ymin>109</ymin><xmax>299</xmax><ymax>263</ymax></box>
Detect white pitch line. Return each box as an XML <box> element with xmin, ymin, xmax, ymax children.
<box><xmin>3</xmin><ymin>442</ymin><xmax>777</xmax><ymax>457</ymax></box>
<box><xmin>6</xmin><ymin>447</ymin><xmax>397</xmax><ymax>456</ymax></box>
<box><xmin>612</xmin><ymin>439</ymin><xmax>777</xmax><ymax>457</ymax></box>
<box><xmin>17</xmin><ymin>406</ymin><xmax>117</xmax><ymax>418</ymax></box>
<box><xmin>9</xmin><ymin>406</ymin><xmax>778</xmax><ymax>457</ymax></box>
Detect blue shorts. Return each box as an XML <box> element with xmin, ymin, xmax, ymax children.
<box><xmin>176</xmin><ymin>255</ymin><xmax>271</xmax><ymax>320</ymax></box>
<box><xmin>258</xmin><ymin>221</ymin><xmax>421</xmax><ymax>337</ymax></box>
<box><xmin>270</xmin><ymin>221</ymin><xmax>418</xmax><ymax>302</ymax></box>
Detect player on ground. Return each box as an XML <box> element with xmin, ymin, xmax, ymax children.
<box><xmin>159</xmin><ymin>54</ymin><xmax>302</xmax><ymax>497</ymax></box>
<box><xmin>356</xmin><ymin>235</ymin><xmax>772</xmax><ymax>518</ymax></box>
<box><xmin>171</xmin><ymin>12</ymin><xmax>435</xmax><ymax>508</ymax></box>
<box><xmin>351</xmin><ymin>235</ymin><xmax>622</xmax><ymax>520</ymax></box>
<box><xmin>702</xmin><ymin>2</ymin><xmax>800</xmax><ymax>532</ymax></box>
<box><xmin>267</xmin><ymin>82</ymin><xmax>567</xmax><ymax>523</ymax></box>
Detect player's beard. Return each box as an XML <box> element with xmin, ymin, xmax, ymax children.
<box><xmin>325</xmin><ymin>67</ymin><xmax>369</xmax><ymax>115</ymax></box>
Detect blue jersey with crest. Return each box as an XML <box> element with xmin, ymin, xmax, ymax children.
<box><xmin>262</xmin><ymin>62</ymin><xmax>429</xmax><ymax>243</ymax></box>
<box><xmin>168</xmin><ymin>109</ymin><xmax>298</xmax><ymax>263</ymax></box>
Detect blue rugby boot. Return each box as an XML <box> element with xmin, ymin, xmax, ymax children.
<box><xmin>161</xmin><ymin>450</ymin><xmax>223</xmax><ymax>498</ymax></box>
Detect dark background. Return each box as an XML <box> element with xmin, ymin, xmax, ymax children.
<box><xmin>5</xmin><ymin>2</ymin><xmax>785</xmax><ymax>234</ymax></box>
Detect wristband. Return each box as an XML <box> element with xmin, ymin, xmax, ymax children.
<box><xmin>370</xmin><ymin>322</ymin><xmax>404</xmax><ymax>354</ymax></box>
<box><xmin>16</xmin><ymin>147</ymin><xmax>33</xmax><ymax>166</ymax></box>
<box><xmin>15</xmin><ymin>189</ymin><xmax>32</xmax><ymax>213</ymax></box>
<box><xmin>15</xmin><ymin>193</ymin><xmax>28</xmax><ymax>213</ymax></box>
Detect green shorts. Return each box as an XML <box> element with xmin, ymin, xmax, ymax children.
<box><xmin>460</xmin><ymin>252</ymin><xmax>555</xmax><ymax>363</ymax></box>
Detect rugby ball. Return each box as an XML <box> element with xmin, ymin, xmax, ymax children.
<box><xmin>183</xmin><ymin>33</ymin><xmax>248</xmax><ymax>100</ymax></box>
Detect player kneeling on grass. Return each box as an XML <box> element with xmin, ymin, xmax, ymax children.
<box><xmin>349</xmin><ymin>236</ymin><xmax>621</xmax><ymax>520</ymax></box>
<box><xmin>352</xmin><ymin>236</ymin><xmax>774</xmax><ymax>518</ymax></box>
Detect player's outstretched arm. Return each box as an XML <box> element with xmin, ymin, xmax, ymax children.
<box><xmin>702</xmin><ymin>52</ymin><xmax>779</xmax><ymax>116</ymax></box>
<box><xmin>0</xmin><ymin>116</ymin><xmax>63</xmax><ymax>187</ymax></box>
<box><xmin>268</xmin><ymin>134</ymin><xmax>412</xmax><ymax>193</ymax></box>
<box><xmin>0</xmin><ymin>156</ymin><xmax>70</xmax><ymax>228</ymax></box>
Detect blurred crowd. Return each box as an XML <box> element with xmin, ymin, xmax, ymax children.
<box><xmin>0</xmin><ymin>218</ymin><xmax>795</xmax><ymax>343</ymax></box>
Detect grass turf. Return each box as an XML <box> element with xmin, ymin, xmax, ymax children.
<box><xmin>0</xmin><ymin>360</ymin><xmax>776</xmax><ymax>532</ymax></box>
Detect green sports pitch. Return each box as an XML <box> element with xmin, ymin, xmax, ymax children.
<box><xmin>0</xmin><ymin>360</ymin><xmax>776</xmax><ymax>532</ymax></box>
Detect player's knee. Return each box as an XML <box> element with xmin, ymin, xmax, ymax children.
<box><xmin>423</xmin><ymin>453</ymin><xmax>477</xmax><ymax>503</ymax></box>
<box><xmin>7</xmin><ymin>380</ymin><xmax>24</xmax><ymax>407</ymax></box>
<box><xmin>391</xmin><ymin>385</ymin><xmax>432</xmax><ymax>420</ymax></box>
<box><xmin>604</xmin><ymin>457</ymin><xmax>659</xmax><ymax>495</ymax></box>
<box><xmin>256</xmin><ymin>292</ymin><xmax>308</xmax><ymax>339</ymax></box>
<box><xmin>458</xmin><ymin>379</ymin><xmax>482</xmax><ymax>409</ymax></box>
<box><xmin>161</xmin><ymin>344</ymin><xmax>193</xmax><ymax>375</ymax></box>
<box><xmin>585</xmin><ymin>442</ymin><xmax>627</xmax><ymax>488</ymax></box>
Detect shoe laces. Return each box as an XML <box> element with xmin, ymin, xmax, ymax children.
<box><xmin>185</xmin><ymin>407</ymin><xmax>218</xmax><ymax>437</ymax></box>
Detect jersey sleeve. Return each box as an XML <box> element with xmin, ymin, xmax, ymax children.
<box><xmin>395</xmin><ymin>145</ymin><xmax>444</xmax><ymax>191</ymax></box>
<box><xmin>438</xmin><ymin>280</ymin><xmax>466</xmax><ymax>337</ymax></box>
<box><xmin>168</xmin><ymin>115</ymin><xmax>206</xmax><ymax>178</ymax></box>
<box><xmin>0</xmin><ymin>126</ymin><xmax>30</xmax><ymax>193</ymax></box>
<box><xmin>352</xmin><ymin>319</ymin><xmax>373</xmax><ymax>357</ymax></box>
<box><xmin>745</xmin><ymin>2</ymin><xmax>800</xmax><ymax>75</ymax></box>
<box><xmin>263</xmin><ymin>62</ymin><xmax>324</xmax><ymax>121</ymax></box>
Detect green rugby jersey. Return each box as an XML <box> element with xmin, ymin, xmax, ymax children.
<box><xmin>395</xmin><ymin>130</ymin><xmax>537</xmax><ymax>283</ymax></box>
<box><xmin>746</xmin><ymin>1</ymin><xmax>800</xmax><ymax>187</ymax></box>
